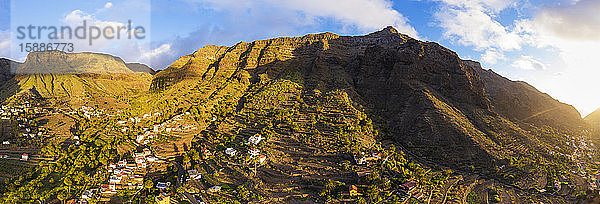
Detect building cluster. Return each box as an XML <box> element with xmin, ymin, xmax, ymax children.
<box><xmin>78</xmin><ymin>106</ymin><xmax>103</xmax><ymax>119</ymax></box>
<box><xmin>98</xmin><ymin>148</ymin><xmax>154</xmax><ymax>196</ymax></box>
<box><xmin>224</xmin><ymin>133</ymin><xmax>268</xmax><ymax>164</ymax></box>
<box><xmin>1</xmin><ymin>102</ymin><xmax>51</xmax><ymax>143</ymax></box>
<box><xmin>354</xmin><ymin>152</ymin><xmax>382</xmax><ymax>165</ymax></box>
<box><xmin>0</xmin><ymin>105</ymin><xmax>26</xmax><ymax>120</ymax></box>
<box><xmin>117</xmin><ymin>111</ymin><xmax>196</xmax><ymax>144</ymax></box>
<box><xmin>150</xmin><ymin>112</ymin><xmax>196</xmax><ymax>134</ymax></box>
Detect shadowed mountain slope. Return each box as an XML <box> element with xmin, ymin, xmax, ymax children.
<box><xmin>143</xmin><ymin>26</ymin><xmax>594</xmax><ymax>202</ymax></box>
<box><xmin>470</xmin><ymin>60</ymin><xmax>585</xmax><ymax>131</ymax></box>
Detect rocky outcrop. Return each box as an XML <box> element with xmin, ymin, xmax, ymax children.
<box><xmin>18</xmin><ymin>51</ymin><xmax>134</xmax><ymax>74</ymax></box>
<box><xmin>470</xmin><ymin>60</ymin><xmax>586</xmax><ymax>130</ymax></box>
<box><xmin>151</xmin><ymin>27</ymin><xmax>490</xmax><ymax>110</ymax></box>
<box><xmin>0</xmin><ymin>58</ymin><xmax>18</xmax><ymax>87</ymax></box>
<box><xmin>1</xmin><ymin>52</ymin><xmax>153</xmax><ymax>103</ymax></box>
<box><xmin>149</xmin><ymin>26</ymin><xmax>593</xmax><ymax>175</ymax></box>
<box><xmin>149</xmin><ymin>26</ymin><xmax>508</xmax><ymax>168</ymax></box>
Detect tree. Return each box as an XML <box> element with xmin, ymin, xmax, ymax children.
<box><xmin>57</xmin><ymin>192</ymin><xmax>68</xmax><ymax>204</ymax></box>
<box><xmin>144</xmin><ymin>178</ymin><xmax>154</xmax><ymax>189</ymax></box>
<box><xmin>177</xmin><ymin>186</ymin><xmax>186</xmax><ymax>194</ymax></box>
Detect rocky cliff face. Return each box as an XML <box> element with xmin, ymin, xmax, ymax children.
<box><xmin>150</xmin><ymin>26</ymin><xmax>538</xmax><ymax>170</ymax></box>
<box><xmin>0</xmin><ymin>59</ymin><xmax>18</xmax><ymax>87</ymax></box>
<box><xmin>470</xmin><ymin>60</ymin><xmax>585</xmax><ymax>130</ymax></box>
<box><xmin>151</xmin><ymin>27</ymin><xmax>489</xmax><ymax>109</ymax></box>
<box><xmin>18</xmin><ymin>51</ymin><xmax>134</xmax><ymax>74</ymax></box>
<box><xmin>148</xmin><ymin>28</ymin><xmax>594</xmax><ymax>190</ymax></box>
<box><xmin>1</xmin><ymin>51</ymin><xmax>153</xmax><ymax>104</ymax></box>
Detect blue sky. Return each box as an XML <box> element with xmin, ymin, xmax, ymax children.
<box><xmin>1</xmin><ymin>0</ymin><xmax>599</xmax><ymax>116</ymax></box>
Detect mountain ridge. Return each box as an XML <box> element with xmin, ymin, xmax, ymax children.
<box><xmin>0</xmin><ymin>27</ymin><xmax>597</xmax><ymax>203</ymax></box>
<box><xmin>15</xmin><ymin>51</ymin><xmax>155</xmax><ymax>74</ymax></box>
<box><xmin>469</xmin><ymin>60</ymin><xmax>585</xmax><ymax>130</ymax></box>
<box><xmin>149</xmin><ymin>26</ymin><xmax>591</xmax><ymax>175</ymax></box>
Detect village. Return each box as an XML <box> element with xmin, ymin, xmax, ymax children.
<box><xmin>1</xmin><ymin>94</ymin><xmax>599</xmax><ymax>203</ymax></box>
<box><xmin>0</xmin><ymin>98</ymin><xmax>53</xmax><ymax>164</ymax></box>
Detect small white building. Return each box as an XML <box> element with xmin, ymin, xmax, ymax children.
<box><xmin>147</xmin><ymin>156</ymin><xmax>159</xmax><ymax>162</ymax></box>
<box><xmin>188</xmin><ymin>170</ymin><xmax>202</xmax><ymax>180</ymax></box>
<box><xmin>248</xmin><ymin>148</ymin><xmax>260</xmax><ymax>157</ymax></box>
<box><xmin>81</xmin><ymin>189</ymin><xmax>94</xmax><ymax>200</ymax></box>
<box><xmin>225</xmin><ymin>148</ymin><xmax>237</xmax><ymax>156</ymax></box>
<box><xmin>136</xmin><ymin>135</ymin><xmax>144</xmax><ymax>143</ymax></box>
<box><xmin>246</xmin><ymin>134</ymin><xmax>264</xmax><ymax>145</ymax></box>
<box><xmin>208</xmin><ymin>186</ymin><xmax>221</xmax><ymax>193</ymax></box>
<box><xmin>118</xmin><ymin>160</ymin><xmax>127</xmax><ymax>167</ymax></box>
<box><xmin>156</xmin><ymin>182</ymin><xmax>170</xmax><ymax>189</ymax></box>
<box><xmin>2</xmin><ymin>141</ymin><xmax>9</xmax><ymax>145</ymax></box>
<box><xmin>259</xmin><ymin>155</ymin><xmax>267</xmax><ymax>164</ymax></box>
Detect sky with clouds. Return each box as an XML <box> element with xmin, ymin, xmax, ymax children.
<box><xmin>0</xmin><ymin>0</ymin><xmax>599</xmax><ymax>116</ymax></box>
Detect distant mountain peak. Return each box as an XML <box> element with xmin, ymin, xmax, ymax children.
<box><xmin>382</xmin><ymin>25</ymin><xmax>399</xmax><ymax>34</ymax></box>
<box><xmin>17</xmin><ymin>51</ymin><xmax>155</xmax><ymax>74</ymax></box>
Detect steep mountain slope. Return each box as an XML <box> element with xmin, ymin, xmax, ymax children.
<box><xmin>0</xmin><ymin>27</ymin><xmax>595</xmax><ymax>203</ymax></box>
<box><xmin>145</xmin><ymin>27</ymin><xmax>596</xmax><ymax>202</ymax></box>
<box><xmin>0</xmin><ymin>51</ymin><xmax>153</xmax><ymax>105</ymax></box>
<box><xmin>472</xmin><ymin>60</ymin><xmax>585</xmax><ymax>131</ymax></box>
<box><xmin>585</xmin><ymin>108</ymin><xmax>600</xmax><ymax>127</ymax></box>
<box><xmin>0</xmin><ymin>59</ymin><xmax>18</xmax><ymax>87</ymax></box>
<box><xmin>17</xmin><ymin>51</ymin><xmax>134</xmax><ymax>74</ymax></box>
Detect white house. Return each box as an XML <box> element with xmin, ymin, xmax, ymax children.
<box><xmin>147</xmin><ymin>156</ymin><xmax>159</xmax><ymax>162</ymax></box>
<box><xmin>118</xmin><ymin>160</ymin><xmax>127</xmax><ymax>167</ymax></box>
<box><xmin>225</xmin><ymin>148</ymin><xmax>237</xmax><ymax>156</ymax></box>
<box><xmin>259</xmin><ymin>155</ymin><xmax>267</xmax><ymax>164</ymax></box>
<box><xmin>208</xmin><ymin>186</ymin><xmax>221</xmax><ymax>193</ymax></box>
<box><xmin>188</xmin><ymin>170</ymin><xmax>202</xmax><ymax>180</ymax></box>
<box><xmin>246</xmin><ymin>134</ymin><xmax>264</xmax><ymax>145</ymax></box>
<box><xmin>136</xmin><ymin>135</ymin><xmax>144</xmax><ymax>143</ymax></box>
<box><xmin>156</xmin><ymin>182</ymin><xmax>170</xmax><ymax>189</ymax></box>
<box><xmin>248</xmin><ymin>148</ymin><xmax>260</xmax><ymax>157</ymax></box>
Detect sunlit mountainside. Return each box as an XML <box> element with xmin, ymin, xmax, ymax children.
<box><xmin>0</xmin><ymin>27</ymin><xmax>599</xmax><ymax>203</ymax></box>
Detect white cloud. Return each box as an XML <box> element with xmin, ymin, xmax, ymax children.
<box><xmin>104</xmin><ymin>2</ymin><xmax>113</xmax><ymax>9</ymax></box>
<box><xmin>511</xmin><ymin>56</ymin><xmax>546</xmax><ymax>70</ymax></box>
<box><xmin>192</xmin><ymin>0</ymin><xmax>418</xmax><ymax>38</ymax></box>
<box><xmin>140</xmin><ymin>44</ymin><xmax>171</xmax><ymax>60</ymax></box>
<box><xmin>511</xmin><ymin>0</ymin><xmax>600</xmax><ymax>115</ymax></box>
<box><xmin>534</xmin><ymin>0</ymin><xmax>600</xmax><ymax>41</ymax></box>
<box><xmin>59</xmin><ymin>9</ymin><xmax>151</xmax><ymax>66</ymax></box>
<box><xmin>139</xmin><ymin>43</ymin><xmax>173</xmax><ymax>68</ymax></box>
<box><xmin>435</xmin><ymin>0</ymin><xmax>522</xmax><ymax>51</ymax></box>
<box><xmin>439</xmin><ymin>0</ymin><xmax>516</xmax><ymax>13</ymax></box>
<box><xmin>481</xmin><ymin>49</ymin><xmax>505</xmax><ymax>64</ymax></box>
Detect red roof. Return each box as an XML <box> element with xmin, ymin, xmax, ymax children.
<box><xmin>401</xmin><ymin>181</ymin><xmax>417</xmax><ymax>189</ymax></box>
